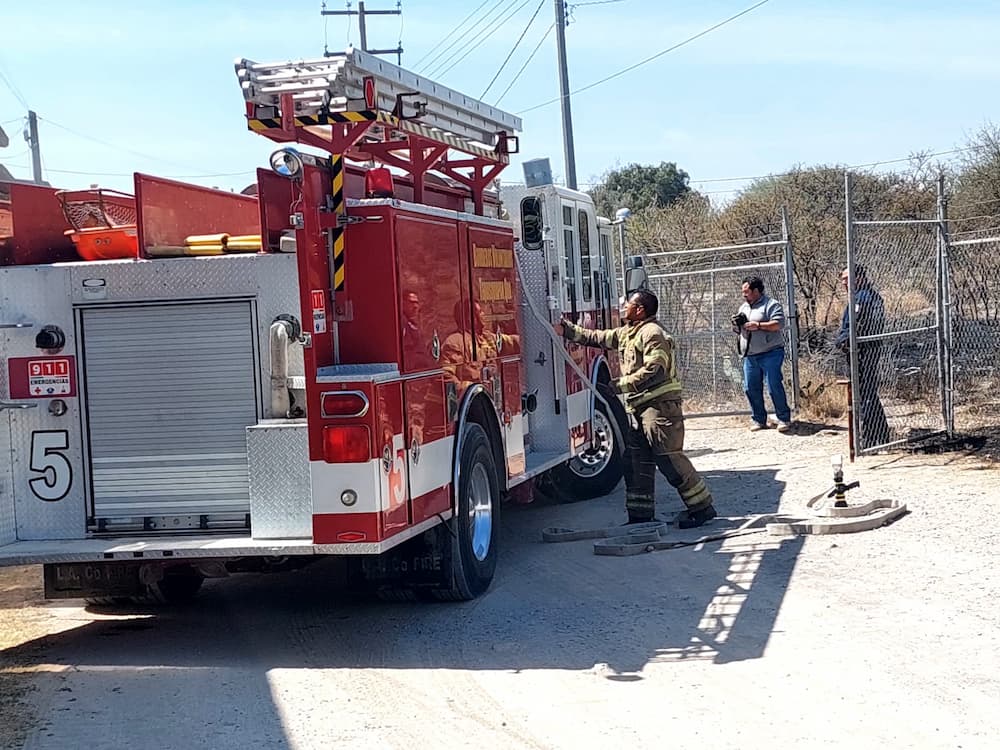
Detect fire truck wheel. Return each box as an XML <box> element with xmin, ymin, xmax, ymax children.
<box><xmin>550</xmin><ymin>401</ymin><xmax>624</xmax><ymax>502</ymax></box>
<box><xmin>434</xmin><ymin>422</ymin><xmax>500</xmax><ymax>601</ymax></box>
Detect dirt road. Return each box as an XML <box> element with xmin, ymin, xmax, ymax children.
<box><xmin>2</xmin><ymin>417</ymin><xmax>997</xmax><ymax>749</ymax></box>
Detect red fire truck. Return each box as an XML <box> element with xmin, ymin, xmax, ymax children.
<box><xmin>0</xmin><ymin>48</ymin><xmax>639</xmax><ymax>601</ymax></box>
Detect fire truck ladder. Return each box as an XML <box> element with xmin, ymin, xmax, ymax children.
<box><xmin>236</xmin><ymin>46</ymin><xmax>522</xmax><ymax>213</ymax></box>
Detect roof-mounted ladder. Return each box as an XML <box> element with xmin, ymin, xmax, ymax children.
<box><xmin>236</xmin><ymin>47</ymin><xmax>523</xmax><ymax>213</ymax></box>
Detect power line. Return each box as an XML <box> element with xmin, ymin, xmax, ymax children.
<box><xmin>0</xmin><ymin>65</ymin><xmax>29</xmax><ymax>109</ymax></box>
<box><xmin>481</xmin><ymin>0</ymin><xmax>547</xmax><ymax>98</ymax></box>
<box><xmin>39</xmin><ymin>117</ymin><xmax>208</xmax><ymax>172</ymax></box>
<box><xmin>411</xmin><ymin>0</ymin><xmax>494</xmax><ymax>69</ymax></box>
<box><xmin>517</xmin><ymin>0</ymin><xmax>771</xmax><ymax>114</ymax></box>
<box><xmin>419</xmin><ymin>0</ymin><xmax>505</xmax><ymax>74</ymax></box>
<box><xmin>495</xmin><ymin>23</ymin><xmax>555</xmax><ymax>105</ymax></box>
<box><xmin>435</xmin><ymin>0</ymin><xmax>535</xmax><ymax>79</ymax></box>
<box><xmin>396</xmin><ymin>0</ymin><xmax>405</xmax><ymax>51</ymax></box>
<box><xmin>425</xmin><ymin>0</ymin><xmax>525</xmax><ymax>78</ymax></box>
<box><xmin>689</xmin><ymin>146</ymin><xmax>988</xmax><ymax>187</ymax></box>
<box><xmin>43</xmin><ymin>167</ymin><xmax>257</xmax><ymax>179</ymax></box>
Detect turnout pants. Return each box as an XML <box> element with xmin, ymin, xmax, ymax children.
<box><xmin>624</xmin><ymin>399</ymin><xmax>713</xmax><ymax>522</ymax></box>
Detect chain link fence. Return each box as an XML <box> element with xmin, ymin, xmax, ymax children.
<box><xmin>945</xmin><ymin>225</ymin><xmax>1000</xmax><ymax>437</ymax></box>
<box><xmin>845</xmin><ymin>175</ymin><xmax>1000</xmax><ymax>455</ymax></box>
<box><xmin>642</xmin><ymin>219</ymin><xmax>800</xmax><ymax>417</ymax></box>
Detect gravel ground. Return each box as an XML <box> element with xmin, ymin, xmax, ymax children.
<box><xmin>1</xmin><ymin>415</ymin><xmax>997</xmax><ymax>750</ymax></box>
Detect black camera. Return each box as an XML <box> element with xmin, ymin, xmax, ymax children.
<box><xmin>731</xmin><ymin>312</ymin><xmax>749</xmax><ymax>328</ymax></box>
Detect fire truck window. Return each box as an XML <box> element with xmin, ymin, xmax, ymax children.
<box><xmin>520</xmin><ymin>197</ymin><xmax>543</xmax><ymax>251</ymax></box>
<box><xmin>578</xmin><ymin>209</ymin><xmax>593</xmax><ymax>302</ymax></box>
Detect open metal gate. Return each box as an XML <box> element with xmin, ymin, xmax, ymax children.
<box><xmin>644</xmin><ymin>211</ymin><xmax>800</xmax><ymax>418</ymax></box>
<box><xmin>844</xmin><ymin>174</ymin><xmax>949</xmax><ymax>455</ymax></box>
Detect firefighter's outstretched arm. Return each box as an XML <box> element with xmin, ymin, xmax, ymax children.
<box><xmin>557</xmin><ymin>318</ymin><xmax>620</xmax><ymax>350</ymax></box>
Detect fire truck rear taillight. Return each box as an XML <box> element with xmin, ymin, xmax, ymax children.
<box><xmin>323</xmin><ymin>425</ymin><xmax>371</xmax><ymax>463</ymax></box>
<box><xmin>321</xmin><ymin>391</ymin><xmax>369</xmax><ymax>418</ymax></box>
<box><xmin>365</xmin><ymin>167</ymin><xmax>394</xmax><ymax>199</ymax></box>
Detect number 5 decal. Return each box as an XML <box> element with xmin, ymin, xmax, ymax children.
<box><xmin>29</xmin><ymin>431</ymin><xmax>72</xmax><ymax>502</ymax></box>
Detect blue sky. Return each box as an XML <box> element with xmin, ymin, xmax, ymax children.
<box><xmin>2</xmin><ymin>0</ymin><xmax>999</xmax><ymax>201</ymax></box>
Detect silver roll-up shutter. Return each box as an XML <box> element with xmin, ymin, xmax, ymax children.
<box><xmin>82</xmin><ymin>301</ymin><xmax>258</xmax><ymax>530</ymax></box>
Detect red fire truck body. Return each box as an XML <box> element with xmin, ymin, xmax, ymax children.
<box><xmin>0</xmin><ymin>49</ymin><xmax>627</xmax><ymax>601</ymax></box>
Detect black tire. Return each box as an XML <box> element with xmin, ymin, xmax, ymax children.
<box><xmin>432</xmin><ymin>423</ymin><xmax>500</xmax><ymax>601</ymax></box>
<box><xmin>548</xmin><ymin>398</ymin><xmax>625</xmax><ymax>503</ymax></box>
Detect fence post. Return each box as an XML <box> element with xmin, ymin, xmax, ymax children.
<box><xmin>710</xmin><ymin>268</ymin><xmax>718</xmax><ymax>405</ymax></box>
<box><xmin>781</xmin><ymin>205</ymin><xmax>800</xmax><ymax>411</ymax></box>
<box><xmin>936</xmin><ymin>174</ymin><xmax>955</xmax><ymax>437</ymax></box>
<box><xmin>844</xmin><ymin>172</ymin><xmax>861</xmax><ymax>458</ymax></box>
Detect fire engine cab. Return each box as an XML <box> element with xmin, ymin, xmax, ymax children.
<box><xmin>0</xmin><ymin>48</ymin><xmax>633</xmax><ymax>601</ymax></box>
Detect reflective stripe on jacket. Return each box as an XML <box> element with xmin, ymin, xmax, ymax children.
<box><xmin>564</xmin><ymin>317</ymin><xmax>682</xmax><ymax>411</ymax></box>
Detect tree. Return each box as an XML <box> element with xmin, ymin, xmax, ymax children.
<box><xmin>590</xmin><ymin>161</ymin><xmax>692</xmax><ymax>218</ymax></box>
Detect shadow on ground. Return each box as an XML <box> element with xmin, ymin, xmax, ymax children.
<box><xmin>4</xmin><ymin>469</ymin><xmax>801</xmax><ymax>682</ymax></box>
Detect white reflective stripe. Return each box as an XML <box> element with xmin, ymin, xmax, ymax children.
<box><xmin>567</xmin><ymin>390</ymin><xmax>590</xmax><ymax>428</ymax></box>
<box><xmin>506</xmin><ymin>413</ymin><xmax>525</xmax><ymax>459</ymax></box>
<box><xmin>310</xmin><ymin>459</ymin><xmax>382</xmax><ymax>514</ymax></box>
<box><xmin>409</xmin><ymin>435</ymin><xmax>454</xmax><ymax>499</ymax></box>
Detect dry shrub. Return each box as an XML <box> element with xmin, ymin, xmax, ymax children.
<box><xmin>796</xmin><ymin>357</ymin><xmax>848</xmax><ymax>420</ymax></box>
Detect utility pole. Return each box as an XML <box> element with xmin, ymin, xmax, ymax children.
<box><xmin>322</xmin><ymin>2</ymin><xmax>404</xmax><ymax>63</ymax></box>
<box><xmin>553</xmin><ymin>0</ymin><xmax>577</xmax><ymax>189</ymax></box>
<box><xmin>26</xmin><ymin>110</ymin><xmax>42</xmax><ymax>184</ymax></box>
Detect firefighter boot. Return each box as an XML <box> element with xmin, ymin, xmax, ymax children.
<box><xmin>676</xmin><ymin>504</ymin><xmax>717</xmax><ymax>529</ymax></box>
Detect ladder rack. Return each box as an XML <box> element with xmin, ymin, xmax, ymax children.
<box><xmin>236</xmin><ymin>47</ymin><xmax>521</xmax><ymax>150</ymax></box>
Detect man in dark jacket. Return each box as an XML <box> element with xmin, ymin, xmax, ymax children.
<box><xmin>835</xmin><ymin>265</ymin><xmax>890</xmax><ymax>448</ymax></box>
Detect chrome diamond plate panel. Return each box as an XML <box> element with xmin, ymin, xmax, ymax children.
<box><xmin>1</xmin><ymin>265</ymin><xmax>86</xmax><ymax>540</ymax></box>
<box><xmin>0</xmin><ymin>416</ymin><xmax>14</xmax><ymax>546</ymax></box>
<box><xmin>69</xmin><ymin>255</ymin><xmax>258</xmax><ymax>304</ymax></box>
<box><xmin>247</xmin><ymin>421</ymin><xmax>312</xmax><ymax>539</ymax></box>
<box><xmin>253</xmin><ymin>253</ymin><xmax>305</xmax><ymax>417</ymax></box>
<box><xmin>516</xmin><ymin>243</ymin><xmax>568</xmax><ymax>453</ymax></box>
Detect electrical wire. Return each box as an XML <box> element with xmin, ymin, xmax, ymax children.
<box><xmin>39</xmin><ymin>117</ymin><xmax>209</xmax><ymax>172</ymax></box>
<box><xmin>689</xmin><ymin>145</ymin><xmax>996</xmax><ymax>188</ymax></box>
<box><xmin>481</xmin><ymin>0</ymin><xmax>546</xmax><ymax>98</ymax></box>
<box><xmin>435</xmin><ymin>0</ymin><xmax>535</xmax><ymax>79</ymax></box>
<box><xmin>517</xmin><ymin>0</ymin><xmax>772</xmax><ymax>114</ymax></box>
<box><xmin>322</xmin><ymin>1</ymin><xmax>330</xmax><ymax>54</ymax></box>
<box><xmin>396</xmin><ymin>0</ymin><xmax>404</xmax><ymax>52</ymax></box>
<box><xmin>423</xmin><ymin>0</ymin><xmax>521</xmax><ymax>77</ymax></box>
<box><xmin>43</xmin><ymin>167</ymin><xmax>257</xmax><ymax>179</ymax></box>
<box><xmin>412</xmin><ymin>0</ymin><xmax>495</xmax><ymax>70</ymax></box>
<box><xmin>0</xmin><ymin>66</ymin><xmax>29</xmax><ymax>109</ymax></box>
<box><xmin>494</xmin><ymin>23</ymin><xmax>555</xmax><ymax>105</ymax></box>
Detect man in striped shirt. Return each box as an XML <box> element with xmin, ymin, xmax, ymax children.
<box><xmin>559</xmin><ymin>290</ymin><xmax>717</xmax><ymax>528</ymax></box>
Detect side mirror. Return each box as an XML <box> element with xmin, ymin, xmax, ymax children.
<box><xmin>624</xmin><ymin>255</ymin><xmax>648</xmax><ymax>295</ymax></box>
<box><xmin>520</xmin><ymin>196</ymin><xmax>544</xmax><ymax>251</ymax></box>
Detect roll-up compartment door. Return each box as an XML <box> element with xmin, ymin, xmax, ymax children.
<box><xmin>81</xmin><ymin>301</ymin><xmax>258</xmax><ymax>531</ymax></box>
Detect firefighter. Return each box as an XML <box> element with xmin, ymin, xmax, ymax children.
<box><xmin>557</xmin><ymin>290</ymin><xmax>717</xmax><ymax>528</ymax></box>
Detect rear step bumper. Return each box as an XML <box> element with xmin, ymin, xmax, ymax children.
<box><xmin>0</xmin><ymin>512</ymin><xmax>450</xmax><ymax>566</ymax></box>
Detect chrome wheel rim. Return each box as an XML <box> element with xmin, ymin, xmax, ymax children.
<box><xmin>567</xmin><ymin>409</ymin><xmax>614</xmax><ymax>478</ymax></box>
<box><xmin>467</xmin><ymin>462</ymin><xmax>493</xmax><ymax>562</ymax></box>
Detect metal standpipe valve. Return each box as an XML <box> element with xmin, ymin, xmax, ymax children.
<box><xmin>827</xmin><ymin>453</ymin><xmax>861</xmax><ymax>508</ymax></box>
